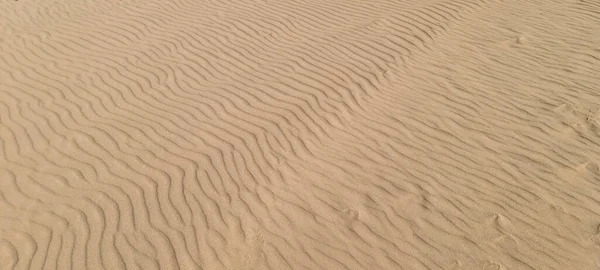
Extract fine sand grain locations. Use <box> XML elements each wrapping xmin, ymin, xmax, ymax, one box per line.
<box><xmin>2</xmin><ymin>0</ymin><xmax>600</xmax><ymax>269</ymax></box>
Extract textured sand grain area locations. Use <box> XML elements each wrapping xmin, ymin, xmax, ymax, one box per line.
<box><xmin>1</xmin><ymin>0</ymin><xmax>600</xmax><ymax>269</ymax></box>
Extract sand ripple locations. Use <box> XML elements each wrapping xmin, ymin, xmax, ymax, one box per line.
<box><xmin>1</xmin><ymin>0</ymin><xmax>600</xmax><ymax>269</ymax></box>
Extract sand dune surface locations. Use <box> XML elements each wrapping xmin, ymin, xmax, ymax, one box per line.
<box><xmin>2</xmin><ymin>0</ymin><xmax>600</xmax><ymax>269</ymax></box>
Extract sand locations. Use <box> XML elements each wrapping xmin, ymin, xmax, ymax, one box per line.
<box><xmin>1</xmin><ymin>0</ymin><xmax>600</xmax><ymax>269</ymax></box>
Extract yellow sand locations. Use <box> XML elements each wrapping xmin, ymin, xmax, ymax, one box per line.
<box><xmin>1</xmin><ymin>0</ymin><xmax>600</xmax><ymax>269</ymax></box>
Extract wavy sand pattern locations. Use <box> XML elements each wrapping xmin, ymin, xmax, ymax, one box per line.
<box><xmin>1</xmin><ymin>0</ymin><xmax>600</xmax><ymax>269</ymax></box>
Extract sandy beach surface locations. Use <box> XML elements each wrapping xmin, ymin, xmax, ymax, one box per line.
<box><xmin>1</xmin><ymin>0</ymin><xmax>600</xmax><ymax>269</ymax></box>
